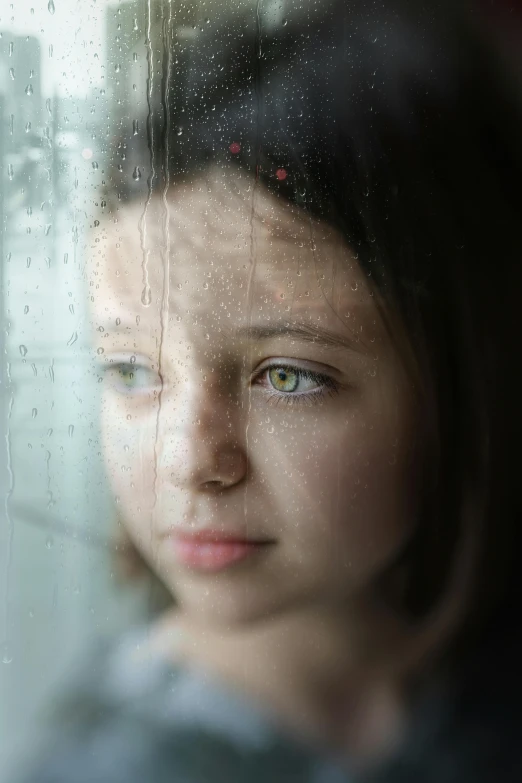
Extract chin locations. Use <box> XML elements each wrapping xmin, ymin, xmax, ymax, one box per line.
<box><xmin>172</xmin><ymin>579</ymin><xmax>287</xmax><ymax>631</ymax></box>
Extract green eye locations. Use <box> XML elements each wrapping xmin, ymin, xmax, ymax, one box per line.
<box><xmin>102</xmin><ymin>361</ymin><xmax>160</xmax><ymax>395</ymax></box>
<box><xmin>268</xmin><ymin>367</ymin><xmax>299</xmax><ymax>393</ymax></box>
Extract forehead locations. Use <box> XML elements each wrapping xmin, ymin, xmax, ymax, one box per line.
<box><xmin>89</xmin><ymin>169</ymin><xmax>377</xmax><ymax>337</ymax></box>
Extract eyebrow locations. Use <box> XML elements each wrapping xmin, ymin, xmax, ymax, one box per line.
<box><xmin>102</xmin><ymin>319</ymin><xmax>369</xmax><ymax>353</ymax></box>
<box><xmin>234</xmin><ymin>322</ymin><xmax>367</xmax><ymax>353</ymax></box>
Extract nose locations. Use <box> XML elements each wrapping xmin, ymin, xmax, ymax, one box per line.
<box><xmin>160</xmin><ymin>380</ymin><xmax>248</xmax><ymax>493</ymax></box>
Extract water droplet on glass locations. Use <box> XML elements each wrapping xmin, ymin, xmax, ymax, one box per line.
<box><xmin>24</xmin><ymin>305</ymin><xmax>29</xmax><ymax>314</ymax></box>
<box><xmin>19</xmin><ymin>345</ymin><xmax>28</xmax><ymax>357</ymax></box>
<box><xmin>114</xmin><ymin>63</ymin><xmax>121</xmax><ymax>73</ymax></box>
<box><xmin>49</xmin><ymin>365</ymin><xmax>55</xmax><ymax>382</ymax></box>
<box><xmin>9</xmin><ymin>41</ymin><xmax>14</xmax><ymax>56</ymax></box>
<box><xmin>9</xmin><ymin>67</ymin><xmax>15</xmax><ymax>80</ymax></box>
<box><xmin>48</xmin><ymin>44</ymin><xmax>53</xmax><ymax>58</ymax></box>
<box><xmin>45</xmin><ymin>223</ymin><xmax>52</xmax><ymax>236</ymax></box>
<box><xmin>133</xmin><ymin>52</ymin><xmax>138</xmax><ymax>62</ymax></box>
<box><xmin>31</xmin><ymin>363</ymin><xmax>37</xmax><ymax>376</ymax></box>
<box><xmin>132</xmin><ymin>119</ymin><xmax>139</xmax><ymax>136</ymax></box>
<box><xmin>26</xmin><ymin>257</ymin><xmax>31</xmax><ymax>268</ymax></box>
<box><xmin>97</xmin><ymin>347</ymin><xmax>104</xmax><ymax>355</ymax></box>
<box><xmin>25</xmin><ymin>121</ymin><xmax>32</xmax><ymax>133</ymax></box>
<box><xmin>25</xmin><ymin>84</ymin><xmax>33</xmax><ymax>96</ymax></box>
<box><xmin>132</xmin><ymin>166</ymin><xmax>141</xmax><ymax>181</ymax></box>
<box><xmin>45</xmin><ymin>536</ymin><xmax>54</xmax><ymax>549</ymax></box>
<box><xmin>67</xmin><ymin>332</ymin><xmax>78</xmax><ymax>346</ymax></box>
<box><xmin>92</xmin><ymin>161</ymin><xmax>98</xmax><ymax>170</ymax></box>
<box><xmin>45</xmin><ymin>256</ymin><xmax>51</xmax><ymax>268</ymax></box>
<box><xmin>8</xmin><ymin>164</ymin><xmax>14</xmax><ymax>180</ymax></box>
<box><xmin>69</xmin><ymin>304</ymin><xmax>74</xmax><ymax>315</ymax></box>
<box><xmin>68</xmin><ymin>425</ymin><xmax>74</xmax><ymax>437</ymax></box>
<box><xmin>48</xmin><ymin>0</ymin><xmax>55</xmax><ymax>12</ymax></box>
<box><xmin>1</xmin><ymin>643</ymin><xmax>13</xmax><ymax>664</ymax></box>
<box><xmin>141</xmin><ymin>285</ymin><xmax>151</xmax><ymax>306</ymax></box>
<box><xmin>46</xmin><ymin>98</ymin><xmax>52</xmax><ymax>115</ymax></box>
<box><xmin>267</xmin><ymin>425</ymin><xmax>275</xmax><ymax>434</ymax></box>
<box><xmin>32</xmin><ymin>408</ymin><xmax>37</xmax><ymax>418</ymax></box>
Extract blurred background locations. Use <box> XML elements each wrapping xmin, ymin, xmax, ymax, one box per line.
<box><xmin>0</xmin><ymin>2</ymin><xmax>190</xmax><ymax>777</ymax></box>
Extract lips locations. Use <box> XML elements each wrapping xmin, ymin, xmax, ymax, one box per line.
<box><xmin>167</xmin><ymin>530</ymin><xmax>275</xmax><ymax>573</ymax></box>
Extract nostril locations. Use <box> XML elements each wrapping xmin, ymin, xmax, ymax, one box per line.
<box><xmin>204</xmin><ymin>480</ymin><xmax>225</xmax><ymax>489</ymax></box>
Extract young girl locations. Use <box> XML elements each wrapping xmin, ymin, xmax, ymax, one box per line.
<box><xmin>16</xmin><ymin>1</ymin><xmax>522</xmax><ymax>781</ymax></box>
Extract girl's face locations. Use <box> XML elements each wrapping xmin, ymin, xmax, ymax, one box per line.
<box><xmin>91</xmin><ymin>168</ymin><xmax>419</xmax><ymax>628</ymax></box>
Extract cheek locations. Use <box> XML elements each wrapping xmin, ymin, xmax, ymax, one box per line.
<box><xmin>100</xmin><ymin>397</ymin><xmax>158</xmax><ymax>519</ymax></box>
<box><xmin>260</xmin><ymin>412</ymin><xmax>415</xmax><ymax>579</ymax></box>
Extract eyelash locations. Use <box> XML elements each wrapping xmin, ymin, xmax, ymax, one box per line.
<box><xmin>100</xmin><ymin>360</ymin><xmax>339</xmax><ymax>407</ymax></box>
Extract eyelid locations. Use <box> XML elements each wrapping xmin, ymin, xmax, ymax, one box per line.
<box><xmin>253</xmin><ymin>356</ymin><xmax>341</xmax><ymax>378</ymax></box>
<box><xmin>99</xmin><ymin>352</ymin><xmax>155</xmax><ymax>368</ymax></box>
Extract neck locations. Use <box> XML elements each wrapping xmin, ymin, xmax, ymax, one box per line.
<box><xmin>160</xmin><ymin>598</ymin><xmax>409</xmax><ymax>760</ymax></box>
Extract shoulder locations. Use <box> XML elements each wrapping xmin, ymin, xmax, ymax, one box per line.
<box><xmin>13</xmin><ymin>624</ymin><xmax>335</xmax><ymax>783</ymax></box>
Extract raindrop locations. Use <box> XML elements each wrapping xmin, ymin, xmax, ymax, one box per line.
<box><xmin>25</xmin><ymin>122</ymin><xmax>32</xmax><ymax>133</ymax></box>
<box><xmin>49</xmin><ymin>364</ymin><xmax>55</xmax><ymax>382</ymax></box>
<box><xmin>7</xmin><ymin>164</ymin><xmax>14</xmax><ymax>180</ymax></box>
<box><xmin>47</xmin><ymin>428</ymin><xmax>53</xmax><ymax>437</ymax></box>
<box><xmin>133</xmin><ymin>17</ymin><xmax>138</xmax><ymax>31</ymax></box>
<box><xmin>267</xmin><ymin>425</ymin><xmax>275</xmax><ymax>434</ymax></box>
<box><xmin>94</xmin><ymin>219</ymin><xmax>100</xmax><ymax>227</ymax></box>
<box><xmin>31</xmin><ymin>364</ymin><xmax>37</xmax><ymax>376</ymax></box>
<box><xmin>9</xmin><ymin>114</ymin><xmax>13</xmax><ymax>134</ymax></box>
<box><xmin>45</xmin><ymin>224</ymin><xmax>52</xmax><ymax>235</ymax></box>
<box><xmin>176</xmin><ymin>127</ymin><xmax>183</xmax><ymax>136</ymax></box>
<box><xmin>45</xmin><ymin>256</ymin><xmax>51</xmax><ymax>268</ymax></box>
<box><xmin>46</xmin><ymin>98</ymin><xmax>52</xmax><ymax>115</ymax></box>
<box><xmin>132</xmin><ymin>119</ymin><xmax>139</xmax><ymax>136</ymax></box>
<box><xmin>141</xmin><ymin>285</ymin><xmax>151</xmax><ymax>306</ymax></box>
<box><xmin>63</xmin><ymin>252</ymin><xmax>68</xmax><ymax>264</ymax></box>
<box><xmin>115</xmin><ymin>317</ymin><xmax>121</xmax><ymax>326</ymax></box>
<box><xmin>9</xmin><ymin>67</ymin><xmax>15</xmax><ymax>80</ymax></box>
<box><xmin>19</xmin><ymin>345</ymin><xmax>28</xmax><ymax>357</ymax></box>
<box><xmin>92</xmin><ymin>161</ymin><xmax>98</xmax><ymax>170</ymax></box>
<box><xmin>48</xmin><ymin>0</ymin><xmax>55</xmax><ymax>12</ymax></box>
<box><xmin>26</xmin><ymin>257</ymin><xmax>31</xmax><ymax>268</ymax></box>
<box><xmin>114</xmin><ymin>64</ymin><xmax>121</xmax><ymax>73</ymax></box>
<box><xmin>67</xmin><ymin>332</ymin><xmax>78</xmax><ymax>346</ymax></box>
<box><xmin>133</xmin><ymin>52</ymin><xmax>138</xmax><ymax>62</ymax></box>
<box><xmin>8</xmin><ymin>41</ymin><xmax>13</xmax><ymax>56</ymax></box>
<box><xmin>48</xmin><ymin>44</ymin><xmax>53</xmax><ymax>58</ymax></box>
<box><xmin>24</xmin><ymin>305</ymin><xmax>29</xmax><ymax>314</ymax></box>
<box><xmin>97</xmin><ymin>347</ymin><xmax>104</xmax><ymax>355</ymax></box>
<box><xmin>132</xmin><ymin>166</ymin><xmax>141</xmax><ymax>181</ymax></box>
<box><xmin>101</xmin><ymin>200</ymin><xmax>106</xmax><ymax>208</ymax></box>
<box><xmin>45</xmin><ymin>536</ymin><xmax>54</xmax><ymax>549</ymax></box>
<box><xmin>69</xmin><ymin>304</ymin><xmax>75</xmax><ymax>315</ymax></box>
<box><xmin>1</xmin><ymin>643</ymin><xmax>13</xmax><ymax>665</ymax></box>
<box><xmin>32</xmin><ymin>408</ymin><xmax>37</xmax><ymax>418</ymax></box>
<box><xmin>68</xmin><ymin>425</ymin><xmax>74</xmax><ymax>437</ymax></box>
<box><xmin>25</xmin><ymin>84</ymin><xmax>33</xmax><ymax>96</ymax></box>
